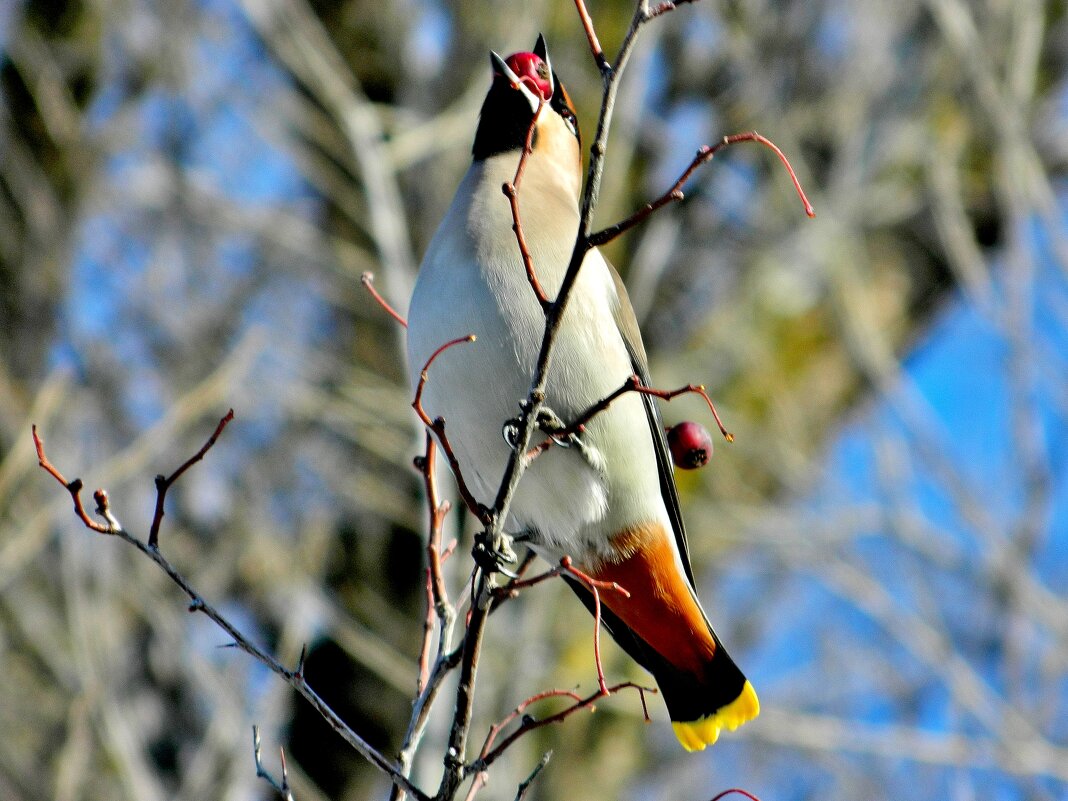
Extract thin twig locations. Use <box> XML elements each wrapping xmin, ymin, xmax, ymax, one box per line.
<box><xmin>435</xmin><ymin>569</ymin><xmax>492</xmax><ymax>800</ymax></box>
<box><xmin>589</xmin><ymin>132</ymin><xmax>815</xmax><ymax>248</ymax></box>
<box><xmin>361</xmin><ymin>271</ymin><xmax>409</xmax><ymax>328</ymax></box>
<box><xmin>34</xmin><ymin>421</ymin><xmax>431</xmax><ymax>801</ymax></box>
<box><xmin>526</xmin><ymin>374</ymin><xmax>734</xmax><ymax>464</ymax></box>
<box><xmin>253</xmin><ymin>726</ymin><xmax>296</xmax><ymax>801</ymax></box>
<box><xmin>411</xmin><ymin>334</ymin><xmax>490</xmax><ymax>525</ymax></box>
<box><xmin>474</xmin><ymin>681</ymin><xmax>652</xmax><ymax>771</ymax></box>
<box><xmin>514</xmin><ymin>751</ymin><xmax>552</xmax><ymax>801</ymax></box>
<box><xmin>393</xmin><ymin>435</ymin><xmax>462</xmax><ymax>801</ymax></box>
<box><xmin>573</xmin><ymin>0</ymin><xmax>609</xmax><ymax>73</ymax></box>
<box><xmin>707</xmin><ymin>790</ymin><xmax>763</xmax><ymax>801</ymax></box>
<box><xmin>32</xmin><ymin>426</ymin><xmax>112</xmax><ymax>534</ymax></box>
<box><xmin>503</xmin><ymin>98</ymin><xmax>551</xmax><ymax>309</ymax></box>
<box><xmin>148</xmin><ymin>409</ymin><xmax>235</xmax><ymax>547</ymax></box>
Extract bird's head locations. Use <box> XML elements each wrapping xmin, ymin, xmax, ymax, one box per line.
<box><xmin>472</xmin><ymin>35</ymin><xmax>581</xmax><ymax>172</ymax></box>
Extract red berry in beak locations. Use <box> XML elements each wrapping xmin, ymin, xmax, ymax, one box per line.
<box><xmin>504</xmin><ymin>51</ymin><xmax>552</xmax><ymax>100</ymax></box>
<box><xmin>668</xmin><ymin>422</ymin><xmax>714</xmax><ymax>470</ymax></box>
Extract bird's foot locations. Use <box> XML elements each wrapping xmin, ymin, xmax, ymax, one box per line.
<box><xmin>535</xmin><ymin>407</ymin><xmax>574</xmax><ymax>447</ymax></box>
<box><xmin>502</xmin><ymin>404</ymin><xmax>578</xmax><ymax>451</ymax></box>
<box><xmin>473</xmin><ymin>532</ymin><xmax>519</xmax><ymax>578</ymax></box>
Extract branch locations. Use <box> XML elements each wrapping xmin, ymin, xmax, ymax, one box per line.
<box><xmin>253</xmin><ymin>726</ymin><xmax>296</xmax><ymax>801</ymax></box>
<box><xmin>503</xmin><ymin>99</ymin><xmax>551</xmax><ymax>310</ymax></box>
<box><xmin>361</xmin><ymin>271</ymin><xmax>409</xmax><ymax>328</ymax></box>
<box><xmin>474</xmin><ymin>680</ymin><xmax>651</xmax><ymax>771</ymax></box>
<box><xmin>497</xmin><ymin>556</ymin><xmax>630</xmax><ymax>694</ymax></box>
<box><xmin>513</xmin><ymin>751</ymin><xmax>552</xmax><ymax>801</ymax></box>
<box><xmin>148</xmin><ymin>408</ymin><xmax>234</xmax><ymax>547</ymax></box>
<box><xmin>589</xmin><ymin>132</ymin><xmax>815</xmax><ymax>248</ymax></box>
<box><xmin>33</xmin><ymin>425</ymin><xmax>113</xmax><ymax>534</ymax></box>
<box><xmin>411</xmin><ymin>334</ymin><xmax>490</xmax><ymax>525</ymax></box>
<box><xmin>527</xmin><ymin>375</ymin><xmax>734</xmax><ymax>465</ymax></box>
<box><xmin>573</xmin><ymin>0</ymin><xmax>609</xmax><ymax>73</ymax></box>
<box><xmin>33</xmin><ymin>419</ymin><xmax>431</xmax><ymax>801</ymax></box>
<box><xmin>708</xmin><ymin>791</ymin><xmax>763</xmax><ymax>801</ymax></box>
<box><xmin>392</xmin><ymin>435</ymin><xmax>461</xmax><ymax>801</ymax></box>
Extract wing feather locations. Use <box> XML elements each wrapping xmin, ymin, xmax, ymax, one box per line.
<box><xmin>603</xmin><ymin>257</ymin><xmax>698</xmax><ymax>590</ymax></box>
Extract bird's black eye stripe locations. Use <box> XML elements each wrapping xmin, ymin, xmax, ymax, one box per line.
<box><xmin>560</xmin><ymin>106</ymin><xmax>578</xmax><ymax>136</ymax></box>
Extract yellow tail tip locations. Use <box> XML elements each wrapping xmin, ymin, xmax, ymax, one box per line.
<box><xmin>671</xmin><ymin>681</ymin><xmax>760</xmax><ymax>752</ymax></box>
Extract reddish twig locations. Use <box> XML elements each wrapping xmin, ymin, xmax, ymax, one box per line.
<box><xmin>527</xmin><ymin>374</ymin><xmax>734</xmax><ymax>464</ymax></box>
<box><xmin>361</xmin><ymin>271</ymin><xmax>408</xmax><ymax>328</ymax></box>
<box><xmin>412</xmin><ymin>335</ymin><xmax>490</xmax><ymax>525</ymax></box>
<box><xmin>474</xmin><ymin>680</ymin><xmax>652</xmax><ymax>772</ymax></box>
<box><xmin>32</xmin><ymin>426</ymin><xmax>112</xmax><ymax>534</ymax></box>
<box><xmin>708</xmin><ymin>791</ymin><xmax>763</xmax><ymax>801</ymax></box>
<box><xmin>589</xmin><ymin>131</ymin><xmax>815</xmax><ymax>248</ymax></box>
<box><xmin>494</xmin><ymin>556</ymin><xmax>630</xmax><ymax>694</ymax></box>
<box><xmin>573</xmin><ymin>0</ymin><xmax>609</xmax><ymax>73</ymax></box>
<box><xmin>412</xmin><ymin>336</ymin><xmax>476</xmax><ymax>428</ymax></box>
<box><xmin>148</xmin><ymin>409</ymin><xmax>235</xmax><ymax>548</ymax></box>
<box><xmin>502</xmin><ymin>97</ymin><xmax>551</xmax><ymax>310</ymax></box>
<box><xmin>464</xmin><ymin>689</ymin><xmax>581</xmax><ymax>801</ymax></box>
<box><xmin>561</xmin><ymin>557</ymin><xmax>623</xmax><ymax>693</ymax></box>
<box><xmin>413</xmin><ymin>434</ymin><xmax>457</xmax><ymax>694</ymax></box>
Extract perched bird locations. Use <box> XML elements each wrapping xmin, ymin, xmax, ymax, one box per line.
<box><xmin>406</xmin><ymin>36</ymin><xmax>758</xmax><ymax>751</ymax></box>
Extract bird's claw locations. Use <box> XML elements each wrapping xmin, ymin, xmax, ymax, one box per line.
<box><xmin>473</xmin><ymin>533</ymin><xmax>519</xmax><ymax>578</ymax></box>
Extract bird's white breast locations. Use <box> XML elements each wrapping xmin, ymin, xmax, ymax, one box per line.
<box><xmin>407</xmin><ymin>153</ymin><xmax>668</xmax><ymax>560</ymax></box>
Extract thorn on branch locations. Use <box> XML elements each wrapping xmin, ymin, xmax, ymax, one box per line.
<box><xmin>361</xmin><ymin>272</ymin><xmax>409</xmax><ymax>328</ymax></box>
<box><xmin>296</xmin><ymin>644</ymin><xmax>308</xmax><ymax>680</ymax></box>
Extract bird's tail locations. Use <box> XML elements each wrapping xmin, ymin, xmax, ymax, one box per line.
<box><xmin>565</xmin><ymin>578</ymin><xmax>758</xmax><ymax>750</ymax></box>
<box><xmin>564</xmin><ymin>542</ymin><xmax>759</xmax><ymax>751</ymax></box>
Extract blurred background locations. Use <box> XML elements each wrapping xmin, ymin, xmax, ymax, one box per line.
<box><xmin>1</xmin><ymin>0</ymin><xmax>1067</xmax><ymax>799</ymax></box>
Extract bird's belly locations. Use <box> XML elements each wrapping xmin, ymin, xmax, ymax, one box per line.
<box><xmin>407</xmin><ymin>256</ymin><xmax>642</xmax><ymax>557</ymax></box>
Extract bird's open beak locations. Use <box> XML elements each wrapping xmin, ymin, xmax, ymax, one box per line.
<box><xmin>490</xmin><ymin>50</ymin><xmax>544</xmax><ymax>113</ymax></box>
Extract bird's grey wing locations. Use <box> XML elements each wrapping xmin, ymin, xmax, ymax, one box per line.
<box><xmin>603</xmin><ymin>256</ymin><xmax>697</xmax><ymax>590</ymax></box>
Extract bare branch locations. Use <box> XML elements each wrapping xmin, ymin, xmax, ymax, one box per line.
<box><xmin>527</xmin><ymin>375</ymin><xmax>734</xmax><ymax>466</ymax></box>
<box><xmin>411</xmin><ymin>335</ymin><xmax>490</xmax><ymax>526</ymax></box>
<box><xmin>361</xmin><ymin>271</ymin><xmax>409</xmax><ymax>328</ymax></box>
<box><xmin>707</xmin><ymin>790</ymin><xmax>763</xmax><ymax>801</ymax></box>
<box><xmin>148</xmin><ymin>409</ymin><xmax>235</xmax><ymax>548</ymax></box>
<box><xmin>32</xmin><ymin>425</ymin><xmax>113</xmax><ymax>534</ymax></box>
<box><xmin>503</xmin><ymin>98</ymin><xmax>551</xmax><ymax>310</ymax></box>
<box><xmin>34</xmin><ymin>423</ymin><xmax>431</xmax><ymax>801</ymax></box>
<box><xmin>513</xmin><ymin>751</ymin><xmax>552</xmax><ymax>801</ymax></box>
<box><xmin>474</xmin><ymin>680</ymin><xmax>652</xmax><ymax>771</ymax></box>
<box><xmin>253</xmin><ymin>726</ymin><xmax>296</xmax><ymax>801</ymax></box>
<box><xmin>589</xmin><ymin>132</ymin><xmax>815</xmax><ymax>249</ymax></box>
<box><xmin>573</xmin><ymin>0</ymin><xmax>609</xmax><ymax>73</ymax></box>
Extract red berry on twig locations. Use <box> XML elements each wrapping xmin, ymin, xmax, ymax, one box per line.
<box><xmin>668</xmin><ymin>422</ymin><xmax>713</xmax><ymax>470</ymax></box>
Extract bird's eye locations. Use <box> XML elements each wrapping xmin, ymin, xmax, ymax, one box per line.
<box><xmin>560</xmin><ymin>107</ymin><xmax>578</xmax><ymax>137</ymax></box>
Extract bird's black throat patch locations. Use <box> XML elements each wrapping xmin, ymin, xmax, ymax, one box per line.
<box><xmin>472</xmin><ymin>80</ymin><xmax>540</xmax><ymax>160</ymax></box>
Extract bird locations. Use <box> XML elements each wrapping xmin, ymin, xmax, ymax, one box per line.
<box><xmin>405</xmin><ymin>35</ymin><xmax>758</xmax><ymax>751</ymax></box>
